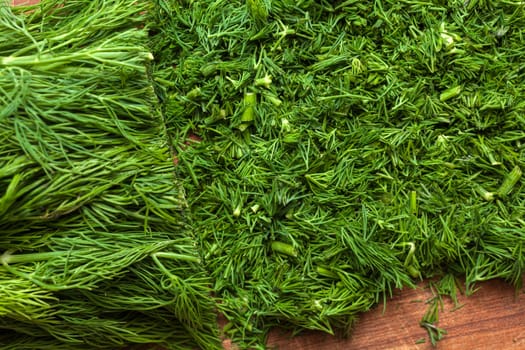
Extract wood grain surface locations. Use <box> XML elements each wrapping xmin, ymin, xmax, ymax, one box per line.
<box><xmin>12</xmin><ymin>0</ymin><xmax>39</xmax><ymax>5</ymax></box>
<box><xmin>262</xmin><ymin>279</ymin><xmax>525</xmax><ymax>350</ymax></box>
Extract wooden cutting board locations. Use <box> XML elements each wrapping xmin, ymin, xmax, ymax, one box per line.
<box><xmin>12</xmin><ymin>0</ymin><xmax>40</xmax><ymax>5</ymax></box>
<box><xmin>262</xmin><ymin>279</ymin><xmax>525</xmax><ymax>350</ymax></box>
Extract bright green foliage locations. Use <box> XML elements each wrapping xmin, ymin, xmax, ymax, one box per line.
<box><xmin>0</xmin><ymin>1</ymin><xmax>219</xmax><ymax>349</ymax></box>
<box><xmin>150</xmin><ymin>0</ymin><xmax>525</xmax><ymax>347</ymax></box>
<box><xmin>3</xmin><ymin>0</ymin><xmax>525</xmax><ymax>348</ymax></box>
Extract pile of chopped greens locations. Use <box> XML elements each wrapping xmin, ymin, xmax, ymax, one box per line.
<box><xmin>2</xmin><ymin>0</ymin><xmax>525</xmax><ymax>349</ymax></box>
<box><xmin>1</xmin><ymin>1</ymin><xmax>218</xmax><ymax>349</ymax></box>
<box><xmin>149</xmin><ymin>0</ymin><xmax>525</xmax><ymax>347</ymax></box>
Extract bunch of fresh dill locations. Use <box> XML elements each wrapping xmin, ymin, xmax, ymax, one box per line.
<box><xmin>150</xmin><ymin>0</ymin><xmax>525</xmax><ymax>347</ymax></box>
<box><xmin>0</xmin><ymin>1</ymin><xmax>219</xmax><ymax>349</ymax></box>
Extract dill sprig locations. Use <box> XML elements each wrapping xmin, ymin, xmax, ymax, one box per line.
<box><xmin>150</xmin><ymin>0</ymin><xmax>525</xmax><ymax>347</ymax></box>
<box><xmin>1</xmin><ymin>1</ymin><xmax>219</xmax><ymax>349</ymax></box>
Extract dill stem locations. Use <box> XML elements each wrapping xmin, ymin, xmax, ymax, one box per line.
<box><xmin>151</xmin><ymin>252</ymin><xmax>201</xmax><ymax>264</ymax></box>
<box><xmin>271</xmin><ymin>241</ymin><xmax>297</xmax><ymax>257</ymax></box>
<box><xmin>498</xmin><ymin>165</ymin><xmax>522</xmax><ymax>196</ymax></box>
<box><xmin>1</xmin><ymin>251</ymin><xmax>72</xmax><ymax>265</ymax></box>
<box><xmin>241</xmin><ymin>92</ymin><xmax>256</xmax><ymax>123</ymax></box>
<box><xmin>317</xmin><ymin>266</ymin><xmax>339</xmax><ymax>279</ymax></box>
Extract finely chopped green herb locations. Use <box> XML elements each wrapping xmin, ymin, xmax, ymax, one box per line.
<box><xmin>149</xmin><ymin>0</ymin><xmax>525</xmax><ymax>347</ymax></box>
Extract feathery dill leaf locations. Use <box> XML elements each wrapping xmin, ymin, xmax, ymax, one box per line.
<box><xmin>1</xmin><ymin>1</ymin><xmax>220</xmax><ymax>349</ymax></box>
